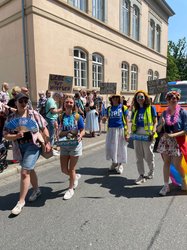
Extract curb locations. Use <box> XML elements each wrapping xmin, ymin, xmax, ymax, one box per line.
<box><xmin>0</xmin><ymin>139</ymin><xmax>105</xmax><ymax>180</ymax></box>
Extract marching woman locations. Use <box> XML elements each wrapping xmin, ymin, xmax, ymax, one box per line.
<box><xmin>131</xmin><ymin>90</ymin><xmax>157</xmax><ymax>184</ymax></box>
<box><xmin>157</xmin><ymin>91</ymin><xmax>187</xmax><ymax>196</ymax></box>
<box><xmin>59</xmin><ymin>95</ymin><xmax>85</xmax><ymax>200</ymax></box>
<box><xmin>102</xmin><ymin>94</ymin><xmax>129</xmax><ymax>174</ymax></box>
<box><xmin>3</xmin><ymin>93</ymin><xmax>51</xmax><ymax>215</ymax></box>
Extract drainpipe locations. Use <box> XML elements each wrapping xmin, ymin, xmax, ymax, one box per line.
<box><xmin>21</xmin><ymin>0</ymin><xmax>29</xmax><ymax>89</ymax></box>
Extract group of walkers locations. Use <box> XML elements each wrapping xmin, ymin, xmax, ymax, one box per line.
<box><xmin>0</xmin><ymin>81</ymin><xmax>187</xmax><ymax>216</ymax></box>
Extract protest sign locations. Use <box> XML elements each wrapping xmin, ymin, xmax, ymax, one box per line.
<box><xmin>100</xmin><ymin>82</ymin><xmax>117</xmax><ymax>95</ymax></box>
<box><xmin>147</xmin><ymin>78</ymin><xmax>168</xmax><ymax>95</ymax></box>
<box><xmin>48</xmin><ymin>74</ymin><xmax>73</xmax><ymax>93</ymax></box>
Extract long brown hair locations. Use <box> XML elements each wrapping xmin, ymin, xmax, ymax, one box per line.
<box><xmin>133</xmin><ymin>91</ymin><xmax>151</xmax><ymax>110</ymax></box>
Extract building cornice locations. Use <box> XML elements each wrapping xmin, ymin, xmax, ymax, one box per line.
<box><xmin>144</xmin><ymin>0</ymin><xmax>175</xmax><ymax>17</ymax></box>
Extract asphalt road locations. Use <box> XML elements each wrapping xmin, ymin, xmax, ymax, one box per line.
<box><xmin>0</xmin><ymin>144</ymin><xmax>187</xmax><ymax>250</ymax></box>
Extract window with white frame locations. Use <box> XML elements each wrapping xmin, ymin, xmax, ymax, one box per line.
<box><xmin>156</xmin><ymin>24</ymin><xmax>161</xmax><ymax>52</ymax></box>
<box><xmin>92</xmin><ymin>0</ymin><xmax>105</xmax><ymax>21</ymax></box>
<box><xmin>68</xmin><ymin>0</ymin><xmax>87</xmax><ymax>11</ymax></box>
<box><xmin>148</xmin><ymin>19</ymin><xmax>155</xmax><ymax>49</ymax></box>
<box><xmin>132</xmin><ymin>5</ymin><xmax>140</xmax><ymax>41</ymax></box>
<box><xmin>121</xmin><ymin>0</ymin><xmax>130</xmax><ymax>35</ymax></box>
<box><xmin>148</xmin><ymin>69</ymin><xmax>153</xmax><ymax>81</ymax></box>
<box><xmin>121</xmin><ymin>62</ymin><xmax>129</xmax><ymax>91</ymax></box>
<box><xmin>92</xmin><ymin>53</ymin><xmax>104</xmax><ymax>88</ymax></box>
<box><xmin>154</xmin><ymin>71</ymin><xmax>159</xmax><ymax>80</ymax></box>
<box><xmin>131</xmin><ymin>64</ymin><xmax>138</xmax><ymax>91</ymax></box>
<box><xmin>74</xmin><ymin>48</ymin><xmax>87</xmax><ymax>87</ymax></box>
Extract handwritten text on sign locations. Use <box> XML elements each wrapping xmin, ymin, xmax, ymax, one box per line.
<box><xmin>100</xmin><ymin>82</ymin><xmax>117</xmax><ymax>95</ymax></box>
<box><xmin>48</xmin><ymin>74</ymin><xmax>73</xmax><ymax>93</ymax></box>
<box><xmin>147</xmin><ymin>78</ymin><xmax>168</xmax><ymax>95</ymax></box>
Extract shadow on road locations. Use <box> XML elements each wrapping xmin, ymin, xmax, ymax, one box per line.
<box><xmin>0</xmin><ymin>186</ymin><xmax>68</xmax><ymax>213</ymax></box>
<box><xmin>83</xmin><ymin>167</ymin><xmax>187</xmax><ymax>198</ymax></box>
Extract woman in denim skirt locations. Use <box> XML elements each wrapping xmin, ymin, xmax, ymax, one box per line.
<box><xmin>3</xmin><ymin>93</ymin><xmax>51</xmax><ymax>215</ymax></box>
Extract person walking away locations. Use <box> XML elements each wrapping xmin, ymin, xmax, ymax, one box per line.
<box><xmin>45</xmin><ymin>92</ymin><xmax>63</xmax><ymax>156</ymax></box>
<box><xmin>36</xmin><ymin>90</ymin><xmax>47</xmax><ymax>118</ymax></box>
<box><xmin>131</xmin><ymin>90</ymin><xmax>157</xmax><ymax>184</ymax></box>
<box><xmin>0</xmin><ymin>82</ymin><xmax>10</xmax><ymax>104</ymax></box>
<box><xmin>85</xmin><ymin>100</ymin><xmax>99</xmax><ymax>137</ymax></box>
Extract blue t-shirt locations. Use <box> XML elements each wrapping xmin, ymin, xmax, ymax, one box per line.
<box><xmin>107</xmin><ymin>104</ymin><xmax>128</xmax><ymax>128</ymax></box>
<box><xmin>132</xmin><ymin>106</ymin><xmax>157</xmax><ymax>127</ymax></box>
<box><xmin>61</xmin><ymin>113</ymin><xmax>84</xmax><ymax>131</ymax></box>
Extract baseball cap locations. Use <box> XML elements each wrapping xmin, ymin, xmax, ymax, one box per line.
<box><xmin>15</xmin><ymin>93</ymin><xmax>29</xmax><ymax>101</ymax></box>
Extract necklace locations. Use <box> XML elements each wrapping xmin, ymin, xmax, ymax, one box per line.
<box><xmin>165</xmin><ymin>104</ymin><xmax>180</xmax><ymax>126</ymax></box>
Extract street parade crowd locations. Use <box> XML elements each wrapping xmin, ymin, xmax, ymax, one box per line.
<box><xmin>0</xmin><ymin>82</ymin><xmax>187</xmax><ymax>215</ymax></box>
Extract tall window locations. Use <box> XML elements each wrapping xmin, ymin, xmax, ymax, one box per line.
<box><xmin>132</xmin><ymin>5</ymin><xmax>140</xmax><ymax>41</ymax></box>
<box><xmin>154</xmin><ymin>71</ymin><xmax>159</xmax><ymax>80</ymax></box>
<box><xmin>131</xmin><ymin>64</ymin><xmax>138</xmax><ymax>91</ymax></box>
<box><xmin>121</xmin><ymin>0</ymin><xmax>130</xmax><ymax>35</ymax></box>
<box><xmin>148</xmin><ymin>69</ymin><xmax>153</xmax><ymax>81</ymax></box>
<box><xmin>68</xmin><ymin>0</ymin><xmax>87</xmax><ymax>11</ymax></box>
<box><xmin>92</xmin><ymin>0</ymin><xmax>105</xmax><ymax>21</ymax></box>
<box><xmin>156</xmin><ymin>24</ymin><xmax>161</xmax><ymax>52</ymax></box>
<box><xmin>121</xmin><ymin>62</ymin><xmax>129</xmax><ymax>91</ymax></box>
<box><xmin>149</xmin><ymin>19</ymin><xmax>155</xmax><ymax>49</ymax></box>
<box><xmin>74</xmin><ymin>48</ymin><xmax>87</xmax><ymax>87</ymax></box>
<box><xmin>92</xmin><ymin>53</ymin><xmax>104</xmax><ymax>88</ymax></box>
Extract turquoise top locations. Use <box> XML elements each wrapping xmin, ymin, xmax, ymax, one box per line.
<box><xmin>45</xmin><ymin>97</ymin><xmax>58</xmax><ymax>120</ymax></box>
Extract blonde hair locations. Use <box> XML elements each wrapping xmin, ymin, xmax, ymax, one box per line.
<box><xmin>2</xmin><ymin>82</ymin><xmax>9</xmax><ymax>92</ymax></box>
<box><xmin>12</xmin><ymin>86</ymin><xmax>21</xmax><ymax>94</ymax></box>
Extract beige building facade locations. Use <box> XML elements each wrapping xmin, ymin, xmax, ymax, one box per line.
<box><xmin>0</xmin><ymin>0</ymin><xmax>174</xmax><ymax>104</ymax></box>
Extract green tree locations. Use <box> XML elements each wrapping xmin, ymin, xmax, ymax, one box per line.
<box><xmin>167</xmin><ymin>38</ymin><xmax>187</xmax><ymax>81</ymax></box>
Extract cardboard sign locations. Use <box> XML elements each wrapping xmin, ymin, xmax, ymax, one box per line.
<box><xmin>147</xmin><ymin>78</ymin><xmax>168</xmax><ymax>95</ymax></box>
<box><xmin>100</xmin><ymin>82</ymin><xmax>117</xmax><ymax>95</ymax></box>
<box><xmin>48</xmin><ymin>74</ymin><xmax>73</xmax><ymax>93</ymax></box>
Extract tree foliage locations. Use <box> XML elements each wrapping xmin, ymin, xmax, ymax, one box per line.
<box><xmin>167</xmin><ymin>37</ymin><xmax>187</xmax><ymax>81</ymax></box>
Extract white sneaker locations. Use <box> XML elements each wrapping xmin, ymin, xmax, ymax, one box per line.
<box><xmin>29</xmin><ymin>188</ymin><xmax>41</xmax><ymax>202</ymax></box>
<box><xmin>73</xmin><ymin>174</ymin><xmax>81</xmax><ymax>189</ymax></box>
<box><xmin>11</xmin><ymin>201</ymin><xmax>25</xmax><ymax>215</ymax></box>
<box><xmin>64</xmin><ymin>189</ymin><xmax>74</xmax><ymax>200</ymax></box>
<box><xmin>116</xmin><ymin>164</ymin><xmax>123</xmax><ymax>174</ymax></box>
<box><xmin>53</xmin><ymin>149</ymin><xmax>60</xmax><ymax>156</ymax></box>
<box><xmin>159</xmin><ymin>185</ymin><xmax>170</xmax><ymax>196</ymax></box>
<box><xmin>135</xmin><ymin>175</ymin><xmax>146</xmax><ymax>185</ymax></box>
<box><xmin>147</xmin><ymin>170</ymin><xmax>154</xmax><ymax>179</ymax></box>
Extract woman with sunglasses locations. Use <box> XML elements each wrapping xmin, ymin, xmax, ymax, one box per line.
<box><xmin>102</xmin><ymin>94</ymin><xmax>129</xmax><ymax>174</ymax></box>
<box><xmin>3</xmin><ymin>93</ymin><xmax>51</xmax><ymax>215</ymax></box>
<box><xmin>157</xmin><ymin>91</ymin><xmax>187</xmax><ymax>196</ymax></box>
<box><xmin>131</xmin><ymin>90</ymin><xmax>157</xmax><ymax>184</ymax></box>
<box><xmin>59</xmin><ymin>95</ymin><xmax>85</xmax><ymax>200</ymax></box>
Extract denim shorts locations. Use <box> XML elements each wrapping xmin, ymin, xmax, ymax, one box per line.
<box><xmin>19</xmin><ymin>143</ymin><xmax>41</xmax><ymax>170</ymax></box>
<box><xmin>60</xmin><ymin>141</ymin><xmax>82</xmax><ymax>156</ymax></box>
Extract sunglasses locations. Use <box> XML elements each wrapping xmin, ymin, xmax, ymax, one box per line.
<box><xmin>167</xmin><ymin>96</ymin><xmax>177</xmax><ymax>100</ymax></box>
<box><xmin>136</xmin><ymin>95</ymin><xmax>145</xmax><ymax>100</ymax></box>
<box><xmin>18</xmin><ymin>99</ymin><xmax>28</xmax><ymax>104</ymax></box>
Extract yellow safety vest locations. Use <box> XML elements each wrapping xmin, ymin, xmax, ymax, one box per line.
<box><xmin>132</xmin><ymin>106</ymin><xmax>158</xmax><ymax>138</ymax></box>
<box><xmin>107</xmin><ymin>105</ymin><xmax>128</xmax><ymax>135</ymax></box>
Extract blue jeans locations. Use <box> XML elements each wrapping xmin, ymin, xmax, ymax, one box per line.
<box><xmin>19</xmin><ymin>143</ymin><xmax>41</xmax><ymax>170</ymax></box>
<box><xmin>45</xmin><ymin>118</ymin><xmax>56</xmax><ymax>146</ymax></box>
